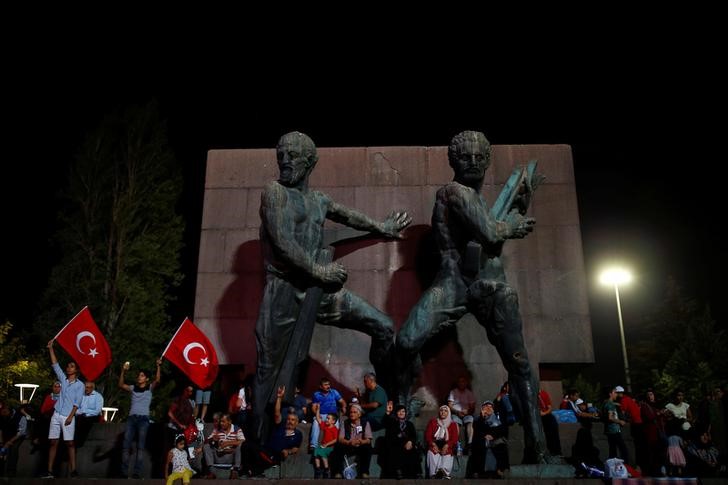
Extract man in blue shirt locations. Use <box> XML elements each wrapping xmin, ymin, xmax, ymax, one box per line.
<box><xmin>75</xmin><ymin>381</ymin><xmax>104</xmax><ymax>448</ymax></box>
<box><xmin>44</xmin><ymin>339</ymin><xmax>85</xmax><ymax>478</ymax></box>
<box><xmin>310</xmin><ymin>378</ymin><xmax>346</xmax><ymax>449</ymax></box>
<box><xmin>244</xmin><ymin>386</ymin><xmax>302</xmax><ymax>477</ymax></box>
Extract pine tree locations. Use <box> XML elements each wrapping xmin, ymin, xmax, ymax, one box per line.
<box><xmin>35</xmin><ymin>101</ymin><xmax>184</xmax><ymax>411</ymax></box>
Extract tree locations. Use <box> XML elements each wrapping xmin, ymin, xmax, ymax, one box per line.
<box><xmin>0</xmin><ymin>321</ymin><xmax>52</xmax><ymax>406</ymax></box>
<box><xmin>35</xmin><ymin>101</ymin><xmax>184</xmax><ymax>411</ymax></box>
<box><xmin>630</xmin><ymin>279</ymin><xmax>728</xmax><ymax>402</ymax></box>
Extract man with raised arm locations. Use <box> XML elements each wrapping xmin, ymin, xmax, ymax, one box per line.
<box><xmin>43</xmin><ymin>340</ymin><xmax>85</xmax><ymax>478</ymax></box>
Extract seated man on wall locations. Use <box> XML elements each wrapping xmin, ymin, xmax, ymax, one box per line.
<box><xmin>74</xmin><ymin>381</ymin><xmax>103</xmax><ymax>448</ymax></box>
<box><xmin>447</xmin><ymin>375</ymin><xmax>476</xmax><ymax>452</ymax></box>
<box><xmin>310</xmin><ymin>377</ymin><xmax>346</xmax><ymax>451</ymax></box>
<box><xmin>357</xmin><ymin>372</ymin><xmax>387</xmax><ymax>432</ymax></box>
<box><xmin>202</xmin><ymin>413</ymin><xmax>245</xmax><ymax>479</ymax></box>
<box><xmin>244</xmin><ymin>386</ymin><xmax>303</xmax><ymax>477</ymax></box>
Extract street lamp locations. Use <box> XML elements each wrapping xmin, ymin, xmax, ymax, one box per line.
<box><xmin>600</xmin><ymin>267</ymin><xmax>633</xmax><ymax>393</ymax></box>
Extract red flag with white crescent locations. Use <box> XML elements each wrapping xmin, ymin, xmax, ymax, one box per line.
<box><xmin>54</xmin><ymin>307</ymin><xmax>112</xmax><ymax>381</ymax></box>
<box><xmin>162</xmin><ymin>318</ymin><xmax>219</xmax><ymax>389</ymax></box>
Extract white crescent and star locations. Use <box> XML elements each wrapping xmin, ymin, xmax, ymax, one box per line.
<box><xmin>75</xmin><ymin>331</ymin><xmax>99</xmax><ymax>358</ymax></box>
<box><xmin>182</xmin><ymin>342</ymin><xmax>210</xmax><ymax>367</ymax></box>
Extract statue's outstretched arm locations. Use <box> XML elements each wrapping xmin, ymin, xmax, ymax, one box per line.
<box><xmin>327</xmin><ymin>200</ymin><xmax>411</xmax><ymax>239</ymax></box>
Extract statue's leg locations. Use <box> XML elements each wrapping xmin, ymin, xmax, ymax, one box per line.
<box><xmin>317</xmin><ymin>289</ymin><xmax>396</xmax><ymax>392</ymax></box>
<box><xmin>395</xmin><ymin>279</ymin><xmax>467</xmax><ymax>405</ymax></box>
<box><xmin>253</xmin><ymin>276</ymin><xmax>300</xmax><ymax>440</ymax></box>
<box><xmin>467</xmin><ymin>280</ymin><xmax>549</xmax><ymax>463</ymax></box>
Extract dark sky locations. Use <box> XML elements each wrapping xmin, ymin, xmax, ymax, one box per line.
<box><xmin>2</xmin><ymin>34</ymin><xmax>724</xmax><ymax>384</ymax></box>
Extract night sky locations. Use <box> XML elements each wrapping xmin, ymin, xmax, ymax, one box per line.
<box><xmin>2</xmin><ymin>34</ymin><xmax>724</xmax><ymax>385</ymax></box>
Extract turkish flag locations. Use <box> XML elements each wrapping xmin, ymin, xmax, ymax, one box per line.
<box><xmin>162</xmin><ymin>318</ymin><xmax>219</xmax><ymax>389</ymax></box>
<box><xmin>54</xmin><ymin>307</ymin><xmax>112</xmax><ymax>381</ymax></box>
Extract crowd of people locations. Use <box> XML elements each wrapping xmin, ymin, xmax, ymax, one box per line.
<box><xmin>565</xmin><ymin>385</ymin><xmax>727</xmax><ymax>478</ymax></box>
<box><xmin>2</xmin><ymin>341</ymin><xmax>727</xmax><ymax>481</ymax></box>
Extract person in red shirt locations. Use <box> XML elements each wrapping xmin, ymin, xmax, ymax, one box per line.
<box><xmin>311</xmin><ymin>402</ymin><xmax>338</xmax><ymax>478</ymax></box>
<box><xmin>538</xmin><ymin>389</ymin><xmax>561</xmax><ymax>455</ymax></box>
<box><xmin>615</xmin><ymin>386</ymin><xmax>642</xmax><ymax>468</ymax></box>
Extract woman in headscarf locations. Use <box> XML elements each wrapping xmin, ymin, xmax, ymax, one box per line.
<box><xmin>382</xmin><ymin>401</ymin><xmax>421</xmax><ymax>478</ymax></box>
<box><xmin>425</xmin><ymin>404</ymin><xmax>459</xmax><ymax>478</ymax></box>
<box><xmin>467</xmin><ymin>400</ymin><xmax>508</xmax><ymax>478</ymax></box>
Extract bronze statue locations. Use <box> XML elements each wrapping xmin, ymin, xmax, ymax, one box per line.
<box><xmin>395</xmin><ymin>130</ymin><xmax>551</xmax><ymax>463</ymax></box>
<box><xmin>253</xmin><ymin>131</ymin><xmax>411</xmax><ymax>439</ymax></box>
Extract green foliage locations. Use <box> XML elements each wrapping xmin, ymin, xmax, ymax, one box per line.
<box><xmin>562</xmin><ymin>372</ymin><xmax>602</xmax><ymax>405</ymax></box>
<box><xmin>630</xmin><ymin>279</ymin><xmax>728</xmax><ymax>403</ymax></box>
<box><xmin>35</xmin><ymin>101</ymin><xmax>184</xmax><ymax>408</ymax></box>
<box><xmin>0</xmin><ymin>321</ymin><xmax>53</xmax><ymax>407</ymax></box>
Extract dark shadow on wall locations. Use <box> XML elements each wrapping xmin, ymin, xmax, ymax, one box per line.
<box><xmin>212</xmin><ymin>226</ymin><xmax>468</xmax><ymax>404</ymax></box>
<box><xmin>215</xmin><ymin>239</ymin><xmax>265</xmax><ymax>370</ymax></box>
<box><xmin>386</xmin><ymin>224</ymin><xmax>469</xmax><ymax>404</ymax></box>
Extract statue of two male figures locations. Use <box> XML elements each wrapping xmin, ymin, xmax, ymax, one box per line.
<box><xmin>254</xmin><ymin>130</ymin><xmax>553</xmax><ymax>463</ymax></box>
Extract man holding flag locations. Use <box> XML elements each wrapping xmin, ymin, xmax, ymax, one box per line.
<box><xmin>42</xmin><ymin>306</ymin><xmax>112</xmax><ymax>478</ymax></box>
<box><xmin>42</xmin><ymin>339</ymin><xmax>85</xmax><ymax>479</ymax></box>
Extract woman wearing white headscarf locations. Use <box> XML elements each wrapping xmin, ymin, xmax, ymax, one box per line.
<box><xmin>425</xmin><ymin>405</ymin><xmax>459</xmax><ymax>478</ymax></box>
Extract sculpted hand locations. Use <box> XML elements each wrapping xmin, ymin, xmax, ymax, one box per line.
<box><xmin>313</xmin><ymin>262</ymin><xmax>347</xmax><ymax>285</ymax></box>
<box><xmin>381</xmin><ymin>211</ymin><xmax>412</xmax><ymax>238</ymax></box>
<box><xmin>505</xmin><ymin>211</ymin><xmax>535</xmax><ymax>239</ymax></box>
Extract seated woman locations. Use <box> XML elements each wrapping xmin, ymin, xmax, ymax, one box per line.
<box><xmin>686</xmin><ymin>427</ymin><xmax>720</xmax><ymax>477</ymax></box>
<box><xmin>329</xmin><ymin>404</ymin><xmax>373</xmax><ymax>478</ymax></box>
<box><xmin>425</xmin><ymin>405</ymin><xmax>459</xmax><ymax>479</ymax></box>
<box><xmin>381</xmin><ymin>402</ymin><xmax>421</xmax><ymax>479</ymax></box>
<box><xmin>467</xmin><ymin>401</ymin><xmax>508</xmax><ymax>479</ymax></box>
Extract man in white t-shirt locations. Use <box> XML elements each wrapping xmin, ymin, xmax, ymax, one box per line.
<box><xmin>447</xmin><ymin>376</ymin><xmax>475</xmax><ymax>450</ymax></box>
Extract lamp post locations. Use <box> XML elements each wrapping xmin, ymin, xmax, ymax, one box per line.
<box><xmin>600</xmin><ymin>268</ymin><xmax>633</xmax><ymax>393</ymax></box>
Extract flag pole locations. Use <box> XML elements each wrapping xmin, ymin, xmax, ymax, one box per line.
<box><xmin>53</xmin><ymin>306</ymin><xmax>89</xmax><ymax>340</ymax></box>
<box><xmin>161</xmin><ymin>318</ymin><xmax>188</xmax><ymax>358</ymax></box>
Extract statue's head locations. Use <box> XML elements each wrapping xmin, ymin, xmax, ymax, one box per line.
<box><xmin>448</xmin><ymin>131</ymin><xmax>491</xmax><ymax>186</ymax></box>
<box><xmin>276</xmin><ymin>131</ymin><xmax>319</xmax><ymax>187</ymax></box>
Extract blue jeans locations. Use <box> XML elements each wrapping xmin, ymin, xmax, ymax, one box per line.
<box><xmin>121</xmin><ymin>415</ymin><xmax>150</xmax><ymax>476</ymax></box>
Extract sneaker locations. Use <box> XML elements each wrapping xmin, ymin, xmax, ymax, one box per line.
<box><xmin>314</xmin><ymin>468</ymin><xmax>322</xmax><ymax>479</ymax></box>
<box><xmin>41</xmin><ymin>471</ymin><xmax>54</xmax><ymax>479</ymax></box>
<box><xmin>69</xmin><ymin>470</ymin><xmax>79</xmax><ymax>478</ymax></box>
<box><xmin>132</xmin><ymin>474</ymin><xmax>141</xmax><ymax>479</ymax></box>
<box><xmin>230</xmin><ymin>470</ymin><xmax>239</xmax><ymax>479</ymax></box>
<box><xmin>361</xmin><ymin>473</ymin><xmax>370</xmax><ymax>478</ymax></box>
